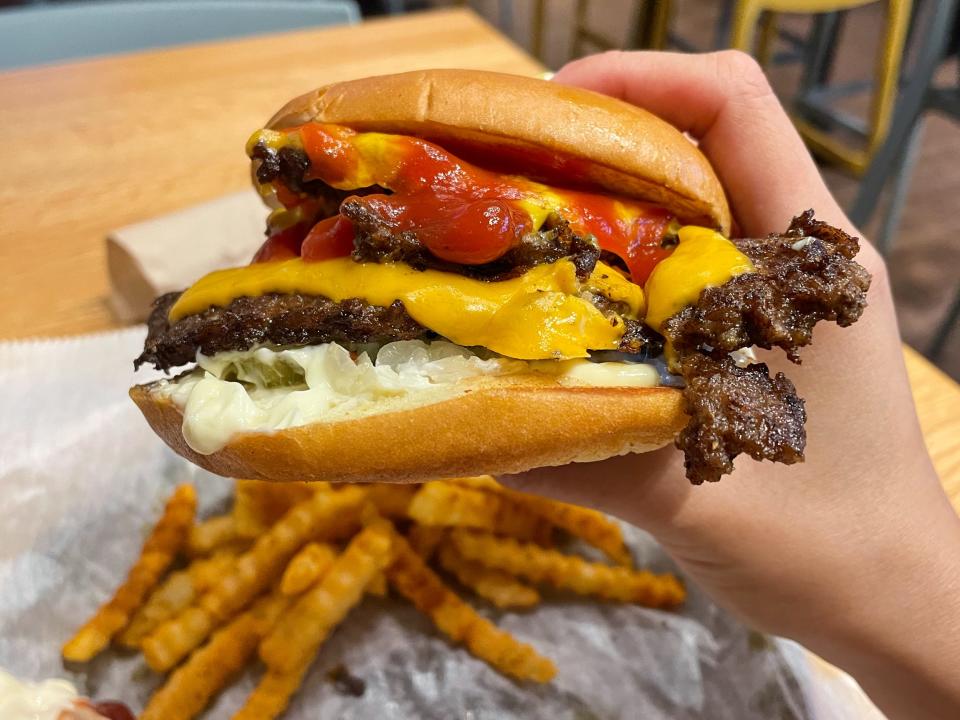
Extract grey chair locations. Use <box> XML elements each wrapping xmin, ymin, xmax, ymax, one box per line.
<box><xmin>0</xmin><ymin>0</ymin><xmax>359</xmax><ymax>70</ymax></box>
<box><xmin>849</xmin><ymin>0</ymin><xmax>960</xmax><ymax>362</ymax></box>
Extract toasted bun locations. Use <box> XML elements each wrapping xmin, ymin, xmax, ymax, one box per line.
<box><xmin>130</xmin><ymin>375</ymin><xmax>686</xmax><ymax>484</ymax></box>
<box><xmin>265</xmin><ymin>69</ymin><xmax>731</xmax><ymax>233</ymax></box>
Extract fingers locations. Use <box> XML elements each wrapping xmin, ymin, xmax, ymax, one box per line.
<box><xmin>554</xmin><ymin>50</ymin><xmax>853</xmax><ymax>237</ymax></box>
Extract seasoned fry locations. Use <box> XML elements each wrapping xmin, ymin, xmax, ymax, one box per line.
<box><xmin>260</xmin><ymin>520</ymin><xmax>394</xmax><ymax>673</ymax></box>
<box><xmin>63</xmin><ymin>484</ymin><xmax>196</xmax><ymax>662</ymax></box>
<box><xmin>452</xmin><ymin>477</ymin><xmax>631</xmax><ymax>565</ymax></box>
<box><xmin>280</xmin><ymin>543</ymin><xmax>336</xmax><ymax>596</ymax></box>
<box><xmin>233</xmin><ymin>480</ymin><xmax>319</xmax><ymax>538</ymax></box>
<box><xmin>143</xmin><ymin>486</ymin><xmax>368</xmax><ymax>672</ymax></box>
<box><xmin>437</xmin><ymin>544</ymin><xmax>540</xmax><ymax>609</ymax></box>
<box><xmin>406</xmin><ymin>524</ymin><xmax>445</xmax><ymax>560</ymax></box>
<box><xmin>141</xmin><ymin>592</ymin><xmax>289</xmax><ymax>720</ymax></box>
<box><xmin>449</xmin><ymin>530</ymin><xmax>685</xmax><ymax>607</ymax></box>
<box><xmin>187</xmin><ymin>515</ymin><xmax>239</xmax><ymax>556</ymax></box>
<box><xmin>386</xmin><ymin>529</ymin><xmax>556</xmax><ymax>682</ymax></box>
<box><xmin>408</xmin><ymin>481</ymin><xmax>552</xmax><ymax>543</ymax></box>
<box><xmin>232</xmin><ymin>667</ymin><xmax>309</xmax><ymax>720</ymax></box>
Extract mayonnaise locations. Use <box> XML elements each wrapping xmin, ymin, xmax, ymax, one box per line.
<box><xmin>0</xmin><ymin>669</ymin><xmax>78</xmax><ymax>720</ymax></box>
<box><xmin>157</xmin><ymin>340</ymin><xmax>661</xmax><ymax>455</ymax></box>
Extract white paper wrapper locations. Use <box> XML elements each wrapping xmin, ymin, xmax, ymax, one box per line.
<box><xmin>0</xmin><ymin>330</ymin><xmax>884</xmax><ymax>719</ymax></box>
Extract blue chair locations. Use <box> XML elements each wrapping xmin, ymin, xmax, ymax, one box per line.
<box><xmin>0</xmin><ymin>0</ymin><xmax>359</xmax><ymax>70</ymax></box>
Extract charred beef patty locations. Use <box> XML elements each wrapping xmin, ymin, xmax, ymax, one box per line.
<box><xmin>670</xmin><ymin>211</ymin><xmax>870</xmax><ymax>483</ymax></box>
<box><xmin>136</xmin><ymin>291</ymin><xmax>659</xmax><ymax>372</ymax></box>
<box><xmin>677</xmin><ymin>355</ymin><xmax>806</xmax><ymax>484</ymax></box>
<box><xmin>664</xmin><ymin>210</ymin><xmax>870</xmax><ymax>364</ymax></box>
<box><xmin>135</xmin><ymin>292</ymin><xmax>432</xmax><ymax>372</ymax></box>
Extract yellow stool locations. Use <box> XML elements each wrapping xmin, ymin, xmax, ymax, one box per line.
<box><xmin>730</xmin><ymin>0</ymin><xmax>913</xmax><ymax>174</ymax></box>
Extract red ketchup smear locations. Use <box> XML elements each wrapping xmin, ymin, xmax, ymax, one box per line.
<box><xmin>91</xmin><ymin>701</ymin><xmax>135</xmax><ymax>720</ymax></box>
<box><xmin>272</xmin><ymin>123</ymin><xmax>675</xmax><ymax>282</ymax></box>
<box><xmin>252</xmin><ymin>222</ymin><xmax>310</xmax><ymax>263</ymax></box>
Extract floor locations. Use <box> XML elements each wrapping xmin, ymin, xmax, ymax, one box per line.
<box><xmin>435</xmin><ymin>0</ymin><xmax>960</xmax><ymax>380</ymax></box>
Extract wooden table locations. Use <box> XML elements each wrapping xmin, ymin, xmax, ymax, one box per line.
<box><xmin>1</xmin><ymin>8</ymin><xmax>958</xmax><ymax>510</ymax></box>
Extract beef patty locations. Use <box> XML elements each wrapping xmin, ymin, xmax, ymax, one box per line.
<box><xmin>671</xmin><ymin>211</ymin><xmax>870</xmax><ymax>483</ymax></box>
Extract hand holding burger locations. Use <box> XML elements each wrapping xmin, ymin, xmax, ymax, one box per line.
<box><xmin>503</xmin><ymin>50</ymin><xmax>960</xmax><ymax>720</ymax></box>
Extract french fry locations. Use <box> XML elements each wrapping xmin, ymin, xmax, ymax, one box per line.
<box><xmin>407</xmin><ymin>481</ymin><xmax>552</xmax><ymax>544</ymax></box>
<box><xmin>366</xmin><ymin>572</ymin><xmax>388</xmax><ymax>597</ymax></box>
<box><xmin>187</xmin><ymin>515</ymin><xmax>239</xmax><ymax>556</ymax></box>
<box><xmin>406</xmin><ymin>524</ymin><xmax>445</xmax><ymax>560</ymax></box>
<box><xmin>188</xmin><ymin>551</ymin><xmax>239</xmax><ymax>593</ymax></box>
<box><xmin>451</xmin><ymin>477</ymin><xmax>631</xmax><ymax>565</ymax></box>
<box><xmin>437</xmin><ymin>544</ymin><xmax>540</xmax><ymax>610</ymax></box>
<box><xmin>260</xmin><ymin>519</ymin><xmax>394</xmax><ymax>674</ymax></box>
<box><xmin>232</xmin><ymin>667</ymin><xmax>309</xmax><ymax>720</ymax></box>
<box><xmin>119</xmin><ymin>551</ymin><xmax>238</xmax><ymax>649</ymax></box>
<box><xmin>143</xmin><ymin>486</ymin><xmax>368</xmax><ymax>672</ymax></box>
<box><xmin>449</xmin><ymin>530</ymin><xmax>685</xmax><ymax>607</ymax></box>
<box><xmin>141</xmin><ymin>592</ymin><xmax>289</xmax><ymax>720</ymax></box>
<box><xmin>386</xmin><ymin>529</ymin><xmax>556</xmax><ymax>682</ymax></box>
<box><xmin>117</xmin><ymin>569</ymin><xmax>194</xmax><ymax>649</ymax></box>
<box><xmin>233</xmin><ymin>480</ymin><xmax>319</xmax><ymax>538</ymax></box>
<box><xmin>365</xmin><ymin>483</ymin><xmax>418</xmax><ymax>517</ymax></box>
<box><xmin>63</xmin><ymin>484</ymin><xmax>196</xmax><ymax>662</ymax></box>
<box><xmin>280</xmin><ymin>543</ymin><xmax>337</xmax><ymax>596</ymax></box>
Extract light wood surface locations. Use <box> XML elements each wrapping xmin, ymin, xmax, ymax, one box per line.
<box><xmin>0</xmin><ymin>8</ymin><xmax>958</xmax><ymax>512</ymax></box>
<box><xmin>0</xmin><ymin>8</ymin><xmax>539</xmax><ymax>339</ymax></box>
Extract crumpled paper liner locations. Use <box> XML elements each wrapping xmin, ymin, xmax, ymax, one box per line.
<box><xmin>0</xmin><ymin>329</ymin><xmax>883</xmax><ymax>719</ymax></box>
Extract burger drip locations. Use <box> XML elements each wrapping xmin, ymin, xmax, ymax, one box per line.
<box><xmin>252</xmin><ymin>123</ymin><xmax>677</xmax><ymax>283</ymax></box>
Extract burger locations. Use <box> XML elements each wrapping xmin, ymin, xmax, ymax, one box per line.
<box><xmin>131</xmin><ymin>70</ymin><xmax>870</xmax><ymax>484</ymax></box>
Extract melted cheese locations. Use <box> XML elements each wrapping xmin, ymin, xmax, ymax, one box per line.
<box><xmin>169</xmin><ymin>259</ymin><xmax>644</xmax><ymax>360</ymax></box>
<box><xmin>644</xmin><ymin>226</ymin><xmax>754</xmax><ymax>330</ymax></box>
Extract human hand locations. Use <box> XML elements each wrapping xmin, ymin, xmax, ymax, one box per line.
<box><xmin>504</xmin><ymin>50</ymin><xmax>960</xmax><ymax>719</ymax></box>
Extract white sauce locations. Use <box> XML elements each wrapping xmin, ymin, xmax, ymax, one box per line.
<box><xmin>0</xmin><ymin>669</ymin><xmax>78</xmax><ymax>720</ymax></box>
<box><xmin>157</xmin><ymin>340</ymin><xmax>660</xmax><ymax>454</ymax></box>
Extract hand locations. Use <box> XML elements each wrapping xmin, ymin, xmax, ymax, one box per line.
<box><xmin>504</xmin><ymin>50</ymin><xmax>960</xmax><ymax>720</ymax></box>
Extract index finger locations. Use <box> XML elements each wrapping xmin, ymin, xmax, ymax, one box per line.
<box><xmin>554</xmin><ymin>51</ymin><xmax>851</xmax><ymax>237</ymax></box>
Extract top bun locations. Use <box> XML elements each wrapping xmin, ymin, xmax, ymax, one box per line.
<box><xmin>264</xmin><ymin>69</ymin><xmax>731</xmax><ymax>233</ymax></box>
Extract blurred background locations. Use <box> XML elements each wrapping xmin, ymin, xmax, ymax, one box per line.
<box><xmin>1</xmin><ymin>0</ymin><xmax>957</xmax><ymax>380</ymax></box>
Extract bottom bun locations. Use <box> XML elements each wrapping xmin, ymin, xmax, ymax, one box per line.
<box><xmin>130</xmin><ymin>375</ymin><xmax>686</xmax><ymax>483</ymax></box>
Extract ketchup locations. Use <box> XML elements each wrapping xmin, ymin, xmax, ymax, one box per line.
<box><xmin>272</xmin><ymin>123</ymin><xmax>676</xmax><ymax>282</ymax></box>
<box><xmin>252</xmin><ymin>222</ymin><xmax>309</xmax><ymax>263</ymax></box>
<box><xmin>91</xmin><ymin>701</ymin><xmax>135</xmax><ymax>720</ymax></box>
<box><xmin>301</xmin><ymin>214</ymin><xmax>356</xmax><ymax>261</ymax></box>
<box><xmin>344</xmin><ymin>194</ymin><xmax>530</xmax><ymax>265</ymax></box>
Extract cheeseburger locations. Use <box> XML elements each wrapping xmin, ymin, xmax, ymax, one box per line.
<box><xmin>131</xmin><ymin>70</ymin><xmax>870</xmax><ymax>484</ymax></box>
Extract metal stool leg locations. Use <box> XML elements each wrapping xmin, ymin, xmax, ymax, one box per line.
<box><xmin>930</xmin><ymin>285</ymin><xmax>960</xmax><ymax>361</ymax></box>
<box><xmin>874</xmin><ymin>119</ymin><xmax>925</xmax><ymax>256</ymax></box>
<box><xmin>850</xmin><ymin>0</ymin><xmax>959</xmax><ymax>227</ymax></box>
